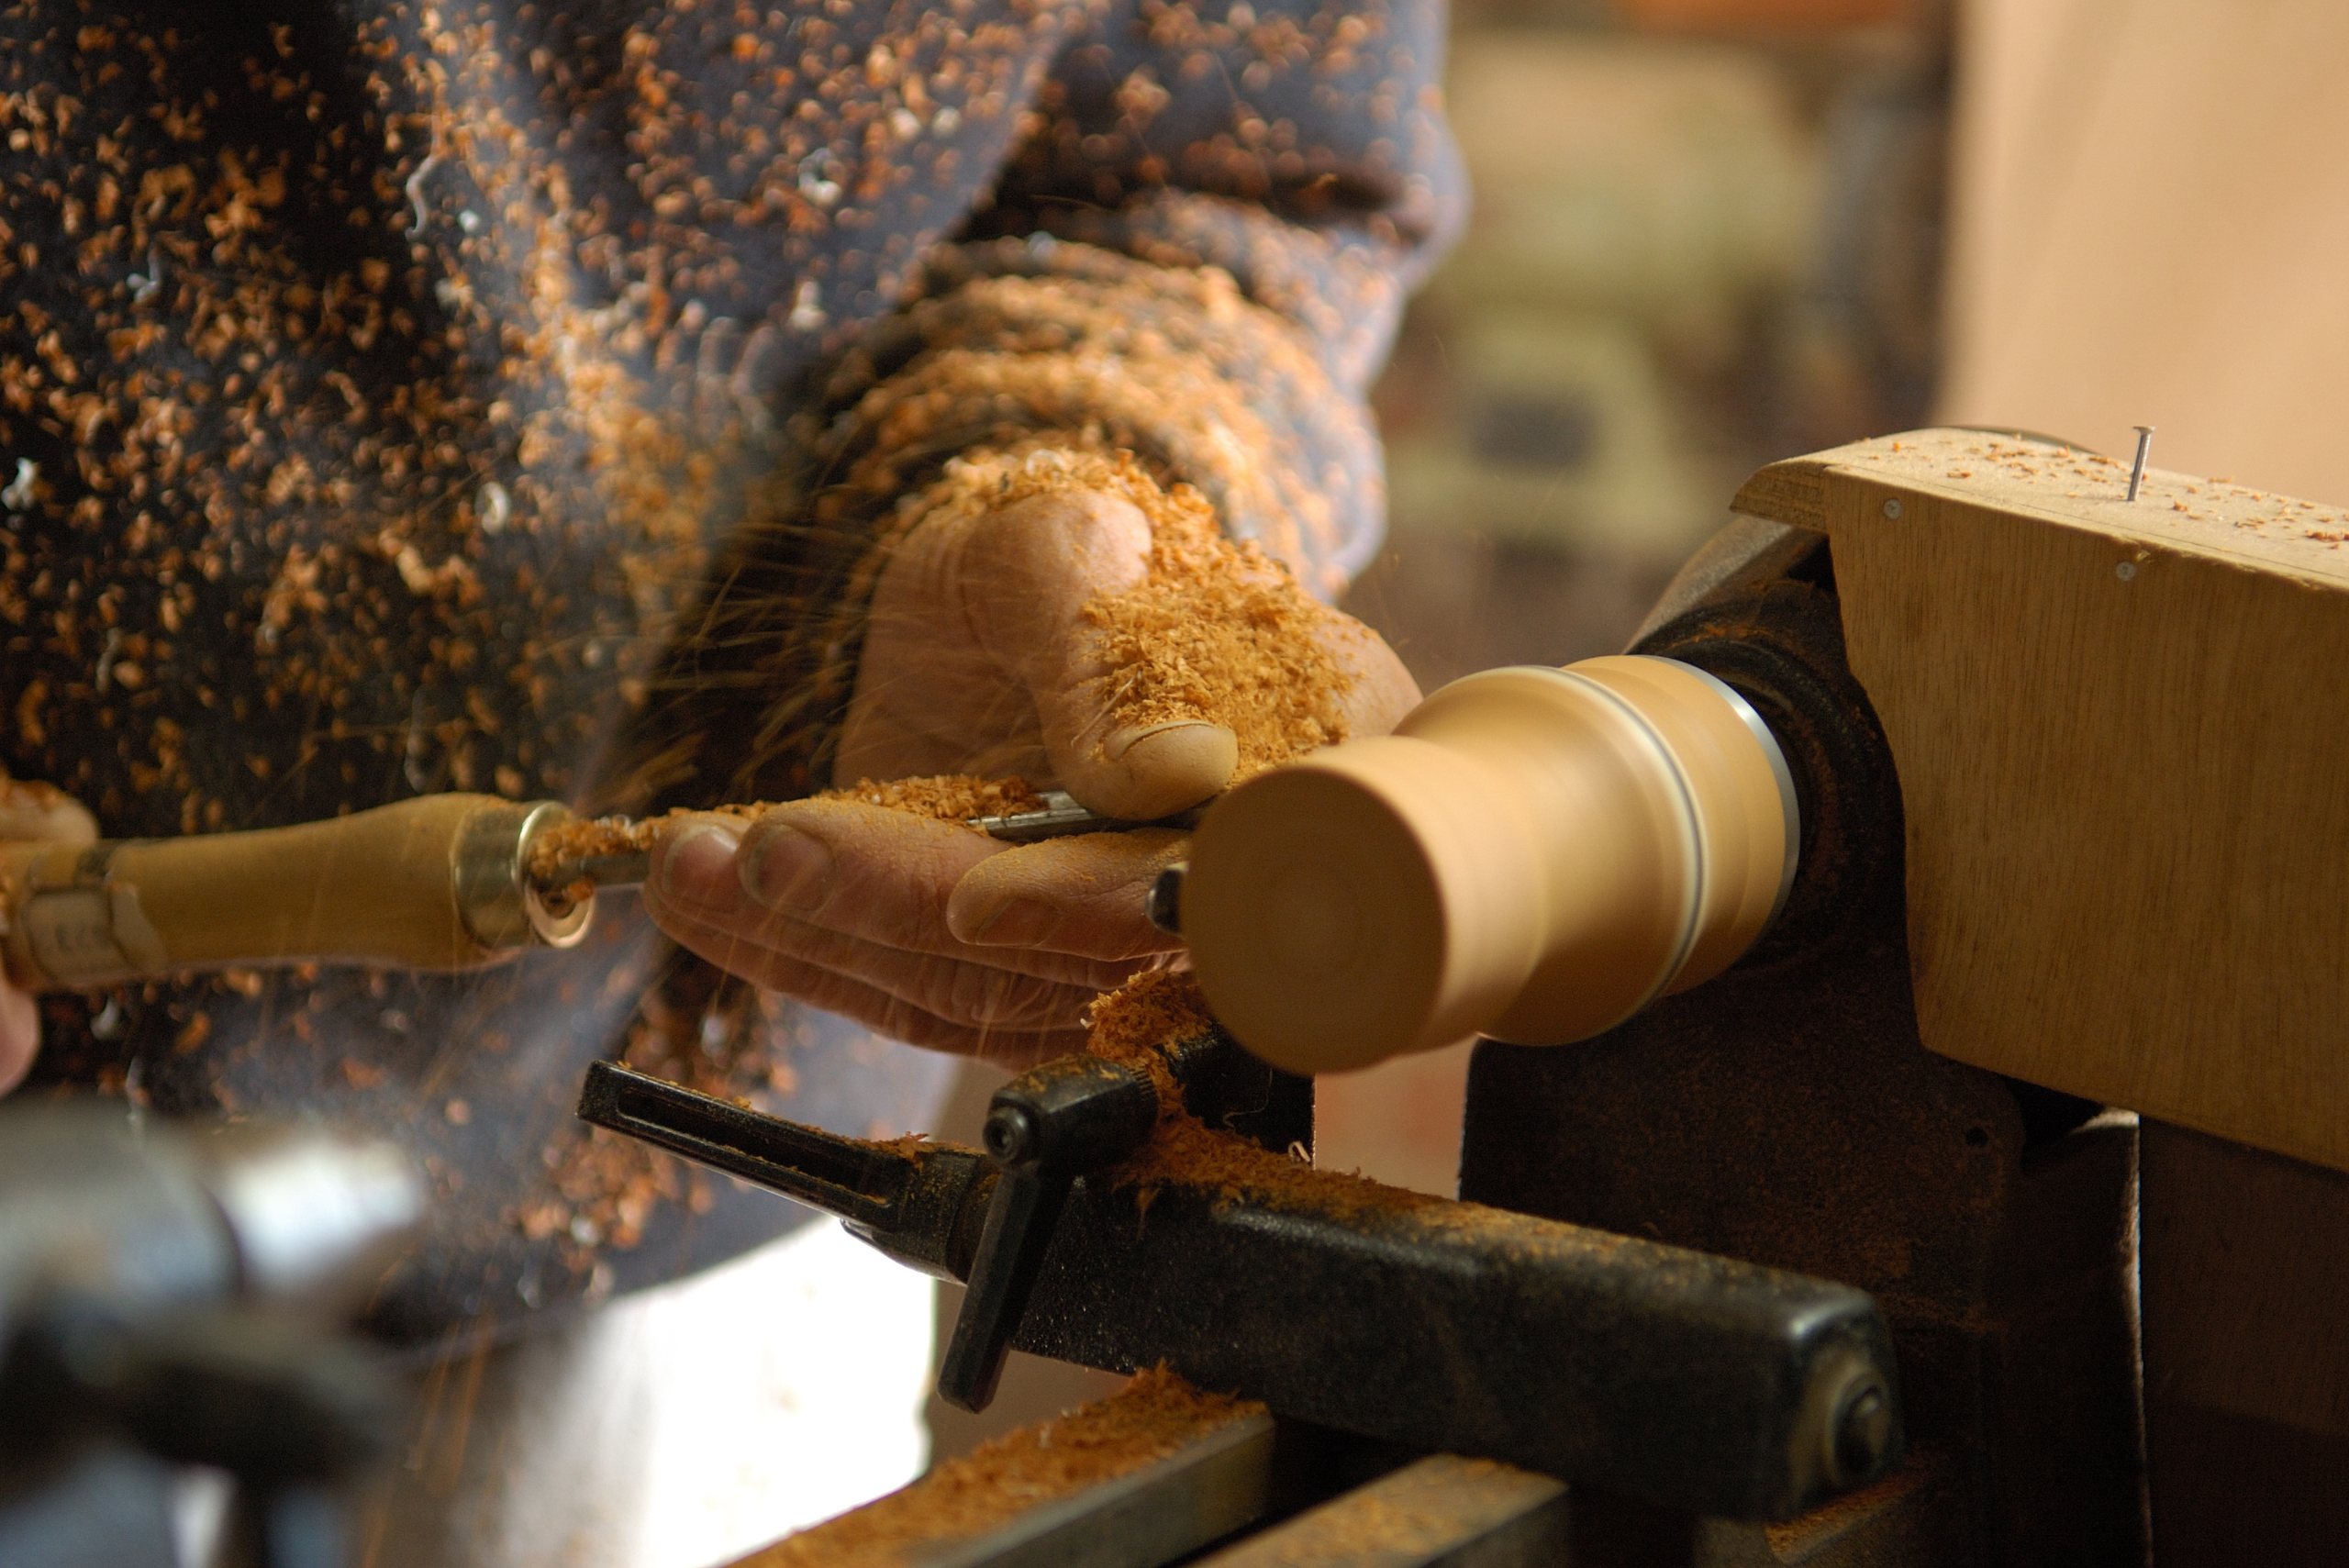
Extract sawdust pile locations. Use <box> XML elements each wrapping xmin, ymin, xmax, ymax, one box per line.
<box><xmin>823</xmin><ymin>774</ymin><xmax>1049</xmax><ymax>822</ymax></box>
<box><xmin>744</xmin><ymin>1367</ymin><xmax>1262</xmax><ymax>1566</ymax></box>
<box><xmin>1083</xmin><ymin>970</ymin><xmax>1438</xmax><ymax>1225</ymax></box>
<box><xmin>900</xmin><ymin>445</ymin><xmax>1359</xmax><ymax>781</ymax></box>
<box><xmin>1082</xmin><ymin>468</ymin><xmax>1354</xmax><ymax>779</ymax></box>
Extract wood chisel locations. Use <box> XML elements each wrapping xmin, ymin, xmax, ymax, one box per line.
<box><xmin>0</xmin><ymin>789</ymin><xmax>1204</xmax><ymax>991</ymax></box>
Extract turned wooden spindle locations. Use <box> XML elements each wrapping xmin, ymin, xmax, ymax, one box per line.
<box><xmin>1181</xmin><ymin>655</ymin><xmax>1797</xmax><ymax>1076</ymax></box>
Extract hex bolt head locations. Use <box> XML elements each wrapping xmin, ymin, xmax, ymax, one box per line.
<box><xmin>1145</xmin><ymin>863</ymin><xmax>1186</xmax><ymax>935</ymax></box>
<box><xmin>1831</xmin><ymin>1381</ymin><xmax>1893</xmax><ymax>1486</ymax></box>
<box><xmin>983</xmin><ymin>1104</ymin><xmax>1041</xmax><ymax>1166</ymax></box>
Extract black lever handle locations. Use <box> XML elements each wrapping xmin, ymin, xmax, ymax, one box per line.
<box><xmin>575</xmin><ymin>1062</ymin><xmax>996</xmax><ymax>1278</ymax></box>
<box><xmin>935</xmin><ymin>1054</ymin><xmax>1160</xmax><ymax>1412</ymax></box>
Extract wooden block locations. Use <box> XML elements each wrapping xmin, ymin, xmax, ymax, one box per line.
<box><xmin>1731</xmin><ymin>428</ymin><xmax>2349</xmax><ymax>1172</ymax></box>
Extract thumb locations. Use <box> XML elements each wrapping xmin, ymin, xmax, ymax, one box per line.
<box><xmin>966</xmin><ymin>488</ymin><xmax>1237</xmax><ymax>820</ymax></box>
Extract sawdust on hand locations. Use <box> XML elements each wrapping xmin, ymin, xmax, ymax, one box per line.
<box><xmin>1085</xmin><ymin>476</ymin><xmax>1356</xmax><ymax>781</ymax></box>
<box><xmin>892</xmin><ymin>444</ymin><xmax>1361</xmax><ymax>781</ymax></box>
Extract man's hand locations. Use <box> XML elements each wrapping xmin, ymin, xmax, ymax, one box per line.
<box><xmin>0</xmin><ymin>778</ymin><xmax>100</xmax><ymax>1094</ymax></box>
<box><xmin>640</xmin><ymin>485</ymin><xmax>1420</xmax><ymax>1063</ymax></box>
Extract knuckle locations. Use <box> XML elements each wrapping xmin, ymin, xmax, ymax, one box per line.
<box><xmin>940</xmin><ymin>962</ymin><xmax>1083</xmax><ymax>1029</ymax></box>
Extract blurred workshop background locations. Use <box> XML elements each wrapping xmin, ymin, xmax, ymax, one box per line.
<box><xmin>928</xmin><ymin>0</ymin><xmax>2349</xmax><ymax>1457</ymax></box>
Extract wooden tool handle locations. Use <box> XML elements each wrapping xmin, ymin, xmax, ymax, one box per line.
<box><xmin>0</xmin><ymin>795</ymin><xmax>587</xmax><ymax>991</ymax></box>
<box><xmin>1182</xmin><ymin>657</ymin><xmax>1797</xmax><ymax>1075</ymax></box>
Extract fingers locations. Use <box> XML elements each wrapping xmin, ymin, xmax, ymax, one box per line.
<box><xmin>1317</xmin><ymin>614</ymin><xmax>1423</xmax><ymax>740</ymax></box>
<box><xmin>640</xmin><ymin>800</ymin><xmax>1174</xmax><ymax>1057</ymax></box>
<box><xmin>946</xmin><ymin>828</ymin><xmax>1189</xmax><ymax>962</ymax></box>
<box><xmin>652</xmin><ymin>800</ymin><xmax>1007</xmax><ymax>963</ymax></box>
<box><xmin>658</xmin><ymin>926</ymin><xmax>1086</xmax><ymax>1068</ymax></box>
<box><xmin>0</xmin><ymin>779</ymin><xmax>97</xmax><ymax>846</ymax></box>
<box><xmin>0</xmin><ymin>777</ymin><xmax>95</xmax><ymax>1096</ymax></box>
<box><xmin>657</xmin><ymin>904</ymin><xmax>1112</xmax><ymax>1031</ymax></box>
<box><xmin>1041</xmin><ymin>712</ymin><xmax>1238</xmax><ymax>824</ymax></box>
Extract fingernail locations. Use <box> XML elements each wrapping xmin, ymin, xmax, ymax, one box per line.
<box><xmin>972</xmin><ymin>896</ymin><xmax>1064</xmax><ymax>949</ymax></box>
<box><xmin>659</xmin><ymin>824</ymin><xmax>744</xmax><ymax>912</ymax></box>
<box><xmin>744</xmin><ymin>825</ymin><xmax>836</xmax><ymax>913</ymax></box>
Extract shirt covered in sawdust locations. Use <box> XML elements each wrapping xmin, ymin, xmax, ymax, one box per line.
<box><xmin>0</xmin><ymin>0</ymin><xmax>1462</xmax><ymax>1341</ymax></box>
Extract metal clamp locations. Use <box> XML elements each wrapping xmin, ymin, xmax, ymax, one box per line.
<box><xmin>936</xmin><ymin>1055</ymin><xmax>1162</xmax><ymax>1412</ymax></box>
<box><xmin>453</xmin><ymin>801</ymin><xmax>592</xmax><ymax>951</ymax></box>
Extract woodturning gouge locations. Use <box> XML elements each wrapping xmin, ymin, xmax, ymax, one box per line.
<box><xmin>0</xmin><ymin>788</ymin><xmax>1184</xmax><ymax>993</ymax></box>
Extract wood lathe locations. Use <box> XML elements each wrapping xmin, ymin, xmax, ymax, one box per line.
<box><xmin>583</xmin><ymin>427</ymin><xmax>2347</xmax><ymax>1567</ymax></box>
<box><xmin>10</xmin><ymin>427</ymin><xmax>2340</xmax><ymax>1564</ymax></box>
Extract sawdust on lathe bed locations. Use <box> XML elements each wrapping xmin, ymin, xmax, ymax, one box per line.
<box><xmin>738</xmin><ymin>1366</ymin><xmax>1262</xmax><ymax>1567</ymax></box>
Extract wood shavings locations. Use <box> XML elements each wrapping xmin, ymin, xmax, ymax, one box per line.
<box><xmin>909</xmin><ymin>445</ymin><xmax>1355</xmax><ymax>779</ymax></box>
<box><xmin>1083</xmin><ymin>969</ymin><xmax>1437</xmax><ymax>1225</ymax></box>
<box><xmin>524</xmin><ymin>775</ymin><xmax>1047</xmax><ymax>885</ymax></box>
<box><xmin>823</xmin><ymin>773</ymin><xmax>1048</xmax><ymax>823</ymax></box>
<box><xmin>1081</xmin><ymin>469</ymin><xmax>1355</xmax><ymax>781</ymax></box>
<box><xmin>742</xmin><ymin>1367</ymin><xmax>1262</xmax><ymax>1567</ymax></box>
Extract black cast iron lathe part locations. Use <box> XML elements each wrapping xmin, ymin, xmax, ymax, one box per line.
<box><xmin>580</xmin><ymin>1051</ymin><xmax>1170</xmax><ymax>1412</ymax></box>
<box><xmin>575</xmin><ymin>1021</ymin><xmax>1301</xmax><ymax>1283</ymax></box>
<box><xmin>575</xmin><ymin>1059</ymin><xmax>999</xmax><ymax>1281</ymax></box>
<box><xmin>577</xmin><ymin>1040</ymin><xmax>1907</xmax><ymax>1523</ymax></box>
<box><xmin>936</xmin><ymin>1052</ymin><xmax>1162</xmax><ymax>1412</ymax></box>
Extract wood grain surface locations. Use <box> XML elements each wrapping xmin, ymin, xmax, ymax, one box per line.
<box><xmin>1733</xmin><ymin>427</ymin><xmax>2349</xmax><ymax>1172</ymax></box>
<box><xmin>0</xmin><ymin>792</ymin><xmax>507</xmax><ymax>986</ymax></box>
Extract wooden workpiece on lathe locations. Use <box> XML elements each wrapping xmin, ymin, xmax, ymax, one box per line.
<box><xmin>1732</xmin><ymin>427</ymin><xmax>2349</xmax><ymax>1174</ymax></box>
<box><xmin>1184</xmin><ymin>656</ymin><xmax>1797</xmax><ymax>1075</ymax></box>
